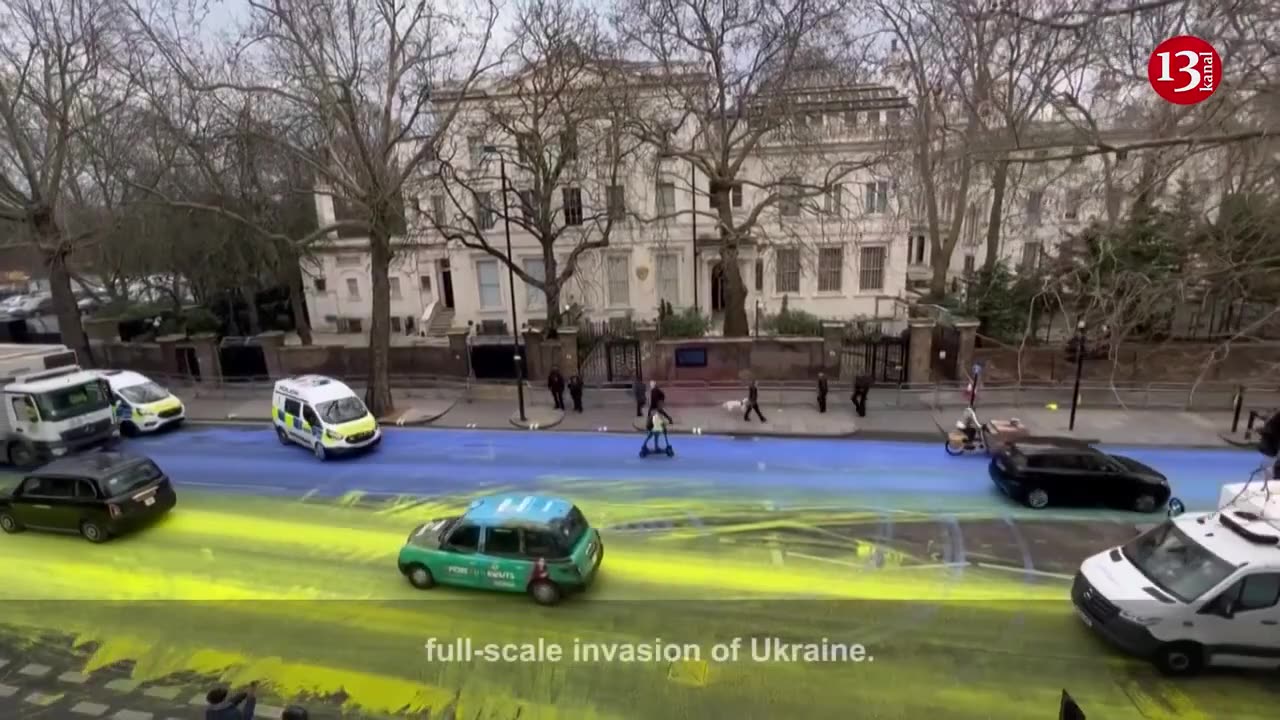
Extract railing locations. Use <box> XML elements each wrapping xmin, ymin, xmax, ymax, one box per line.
<box><xmin>147</xmin><ymin>370</ymin><xmax>1280</xmax><ymax>414</ymax></box>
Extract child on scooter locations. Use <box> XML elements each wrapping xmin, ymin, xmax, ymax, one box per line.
<box><xmin>643</xmin><ymin>407</ymin><xmax>669</xmax><ymax>453</ymax></box>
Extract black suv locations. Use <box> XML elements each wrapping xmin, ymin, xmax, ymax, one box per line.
<box><xmin>989</xmin><ymin>441</ymin><xmax>1170</xmax><ymax>512</ymax></box>
<box><xmin>0</xmin><ymin>452</ymin><xmax>177</xmax><ymax>542</ymax></box>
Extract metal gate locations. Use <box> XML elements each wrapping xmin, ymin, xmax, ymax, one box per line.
<box><xmin>578</xmin><ymin>321</ymin><xmax>641</xmax><ymax>385</ymax></box>
<box><xmin>839</xmin><ymin>337</ymin><xmax>907</xmax><ymax>384</ymax></box>
<box><xmin>469</xmin><ymin>338</ymin><xmax>528</xmax><ymax>380</ymax></box>
<box><xmin>933</xmin><ymin>324</ymin><xmax>960</xmax><ymax>380</ymax></box>
<box><xmin>218</xmin><ymin>337</ymin><xmax>268</xmax><ymax>380</ymax></box>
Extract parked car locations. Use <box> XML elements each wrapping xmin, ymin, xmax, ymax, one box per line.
<box><xmin>989</xmin><ymin>440</ymin><xmax>1171</xmax><ymax>512</ymax></box>
<box><xmin>0</xmin><ymin>452</ymin><xmax>177</xmax><ymax>542</ymax></box>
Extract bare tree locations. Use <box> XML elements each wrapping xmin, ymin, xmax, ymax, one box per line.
<box><xmin>0</xmin><ymin>0</ymin><xmax>136</xmax><ymax>362</ymax></box>
<box><xmin>611</xmin><ymin>0</ymin><xmax>873</xmax><ymax>336</ymax></box>
<box><xmin>429</xmin><ymin>0</ymin><xmax>632</xmax><ymax>335</ymax></box>
<box><xmin>131</xmin><ymin>0</ymin><xmax>499</xmax><ymax>415</ymax></box>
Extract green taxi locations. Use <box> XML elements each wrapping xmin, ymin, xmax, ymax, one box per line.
<box><xmin>397</xmin><ymin>494</ymin><xmax>603</xmax><ymax>605</ymax></box>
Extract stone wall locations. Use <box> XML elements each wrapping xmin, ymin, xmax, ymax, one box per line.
<box><xmin>647</xmin><ymin>337</ymin><xmax>827</xmax><ymax>382</ymax></box>
<box><xmin>93</xmin><ymin>341</ymin><xmax>171</xmax><ymax>375</ymax></box>
<box><xmin>973</xmin><ymin>342</ymin><xmax>1280</xmax><ymax>384</ymax></box>
<box><xmin>277</xmin><ymin>344</ymin><xmax>467</xmax><ymax>379</ymax></box>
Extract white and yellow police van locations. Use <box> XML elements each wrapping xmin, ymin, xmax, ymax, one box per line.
<box><xmin>1073</xmin><ymin>481</ymin><xmax>1280</xmax><ymax>676</ymax></box>
<box><xmin>271</xmin><ymin>375</ymin><xmax>381</xmax><ymax>460</ymax></box>
<box><xmin>99</xmin><ymin>370</ymin><xmax>185</xmax><ymax>435</ymax></box>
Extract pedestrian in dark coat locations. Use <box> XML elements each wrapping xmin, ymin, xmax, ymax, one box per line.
<box><xmin>205</xmin><ymin>682</ymin><xmax>256</xmax><ymax>720</ymax></box>
<box><xmin>548</xmin><ymin>368</ymin><xmax>566</xmax><ymax>410</ymax></box>
<box><xmin>743</xmin><ymin>380</ymin><xmax>766</xmax><ymax>422</ymax></box>
<box><xmin>649</xmin><ymin>380</ymin><xmax>673</xmax><ymax>423</ymax></box>
<box><xmin>568</xmin><ymin>374</ymin><xmax>584</xmax><ymax>412</ymax></box>
<box><xmin>817</xmin><ymin>373</ymin><xmax>829</xmax><ymax>413</ymax></box>
<box><xmin>632</xmin><ymin>378</ymin><xmax>647</xmax><ymax>417</ymax></box>
<box><xmin>852</xmin><ymin>375</ymin><xmax>871</xmax><ymax>417</ymax></box>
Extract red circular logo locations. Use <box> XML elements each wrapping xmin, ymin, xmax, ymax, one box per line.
<box><xmin>1148</xmin><ymin>36</ymin><xmax>1221</xmax><ymax>105</ymax></box>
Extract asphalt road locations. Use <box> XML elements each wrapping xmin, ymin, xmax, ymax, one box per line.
<box><xmin>0</xmin><ymin>426</ymin><xmax>1275</xmax><ymax>720</ymax></box>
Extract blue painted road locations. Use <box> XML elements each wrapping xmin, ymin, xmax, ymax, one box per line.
<box><xmin>127</xmin><ymin>425</ymin><xmax>1265</xmax><ymax>511</ymax></box>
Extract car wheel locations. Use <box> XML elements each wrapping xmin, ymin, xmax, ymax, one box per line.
<box><xmin>7</xmin><ymin>442</ymin><xmax>36</xmax><ymax>469</ymax></box>
<box><xmin>1134</xmin><ymin>494</ymin><xmax>1159</xmax><ymax>513</ymax></box>
<box><xmin>313</xmin><ymin>442</ymin><xmax>327</xmax><ymax>460</ymax></box>
<box><xmin>1026</xmin><ymin>488</ymin><xmax>1050</xmax><ymax>509</ymax></box>
<box><xmin>0</xmin><ymin>512</ymin><xmax>23</xmax><ymax>534</ymax></box>
<box><xmin>405</xmin><ymin>564</ymin><xmax>435</xmax><ymax>589</ymax></box>
<box><xmin>276</xmin><ymin>426</ymin><xmax>290</xmax><ymax>445</ymax></box>
<box><xmin>1154</xmin><ymin>642</ymin><xmax>1205</xmax><ymax>676</ymax></box>
<box><xmin>80</xmin><ymin>520</ymin><xmax>108</xmax><ymax>544</ymax></box>
<box><xmin>529</xmin><ymin>579</ymin><xmax>563</xmax><ymax>606</ymax></box>
<box><xmin>120</xmin><ymin>422</ymin><xmax>139</xmax><ymax>438</ymax></box>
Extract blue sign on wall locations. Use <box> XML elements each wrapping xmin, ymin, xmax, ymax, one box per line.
<box><xmin>675</xmin><ymin>347</ymin><xmax>708</xmax><ymax>368</ymax></box>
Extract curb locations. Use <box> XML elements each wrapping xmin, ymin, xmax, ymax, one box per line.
<box><xmin>381</xmin><ymin>396</ymin><xmax>462</xmax><ymax>427</ymax></box>
<box><xmin>627</xmin><ymin>416</ymin><xmax>859</xmax><ymax>439</ymax></box>
<box><xmin>509</xmin><ymin>410</ymin><xmax>565</xmax><ymax>431</ymax></box>
<box><xmin>1219</xmin><ymin>432</ymin><xmax>1258</xmax><ymax>449</ymax></box>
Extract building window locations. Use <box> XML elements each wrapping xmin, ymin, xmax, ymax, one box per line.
<box><xmin>775</xmin><ymin>248</ymin><xmax>800</xmax><ymax>293</ymax></box>
<box><xmin>313</xmin><ymin>278</ymin><xmax>326</xmax><ymax>292</ymax></box>
<box><xmin>476</xmin><ymin>260</ymin><xmax>501</xmax><ymax>308</ymax></box>
<box><xmin>563</xmin><ymin>187</ymin><xmax>583</xmax><ymax>226</ymax></box>
<box><xmin>656</xmin><ymin>182</ymin><xmax>676</xmax><ymax>215</ymax></box>
<box><xmin>518</xmin><ymin>189</ymin><xmax>536</xmax><ymax>222</ymax></box>
<box><xmin>469</xmin><ymin>135</ymin><xmax>484</xmax><ymax>166</ymax></box>
<box><xmin>1064</xmin><ymin>189</ymin><xmax>1082</xmax><ymax>220</ymax></box>
<box><xmin>779</xmin><ymin>177</ymin><xmax>801</xmax><ymax>216</ymax></box>
<box><xmin>559</xmin><ymin>127</ymin><xmax>578</xmax><ymax>162</ymax></box>
<box><xmin>711</xmin><ymin>182</ymin><xmax>744</xmax><ymax>209</ymax></box>
<box><xmin>390</xmin><ymin>316</ymin><xmax>402</xmax><ymax>333</ymax></box>
<box><xmin>607</xmin><ymin>185</ymin><xmax>626</xmax><ymax>220</ymax></box>
<box><xmin>864</xmin><ymin>181</ymin><xmax>888</xmax><ymax>214</ymax></box>
<box><xmin>1026</xmin><ymin>190</ymin><xmax>1043</xmax><ymax>226</ymax></box>
<box><xmin>817</xmin><ymin>247</ymin><xmax>843</xmax><ymax>293</ymax></box>
<box><xmin>345</xmin><ymin>277</ymin><xmax>360</xmax><ymax>299</ymax></box>
<box><xmin>859</xmin><ymin>246</ymin><xmax>886</xmax><ymax>291</ymax></box>
<box><xmin>867</xmin><ymin>111</ymin><xmax>881</xmax><ymax>126</ymax></box>
<box><xmin>1115</xmin><ymin>150</ymin><xmax>1128</xmax><ymax>164</ymax></box>
<box><xmin>656</xmin><ymin>253</ymin><xmax>679</xmax><ymax>306</ymax></box>
<box><xmin>963</xmin><ymin>255</ymin><xmax>976</xmax><ymax>274</ymax></box>
<box><xmin>431</xmin><ymin>195</ymin><xmax>447</xmax><ymax>223</ymax></box>
<box><xmin>419</xmin><ymin>274</ymin><xmax>432</xmax><ymax>292</ymax></box>
<box><xmin>1020</xmin><ymin>242</ymin><xmax>1041</xmax><ymax>272</ymax></box>
<box><xmin>911</xmin><ymin>234</ymin><xmax>927</xmax><ymax>265</ymax></box>
<box><xmin>824</xmin><ymin>185</ymin><xmax>843</xmax><ymax>215</ymax></box>
<box><xmin>843</xmin><ymin>110</ymin><xmax>858</xmax><ymax>129</ymax></box>
<box><xmin>523</xmin><ymin>258</ymin><xmax>545</xmax><ymax>310</ymax></box>
<box><xmin>606</xmin><ymin>254</ymin><xmax>630</xmax><ymax>306</ymax></box>
<box><xmin>886</xmin><ymin>109</ymin><xmax>900</xmax><ymax>124</ymax></box>
<box><xmin>516</xmin><ymin>133</ymin><xmax>536</xmax><ymax>164</ymax></box>
<box><xmin>754</xmin><ymin>259</ymin><xmax>764</xmax><ymax>292</ymax></box>
<box><xmin>475</xmin><ymin>191</ymin><xmax>496</xmax><ymax>230</ymax></box>
<box><xmin>389</xmin><ymin>277</ymin><xmax>401</xmax><ymax>299</ymax></box>
<box><xmin>338</xmin><ymin>317</ymin><xmax>363</xmax><ymax>333</ymax></box>
<box><xmin>336</xmin><ymin>254</ymin><xmax>361</xmax><ymax>267</ymax></box>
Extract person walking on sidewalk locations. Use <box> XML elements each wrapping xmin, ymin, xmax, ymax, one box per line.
<box><xmin>205</xmin><ymin>681</ymin><xmax>256</xmax><ymax>720</ymax></box>
<box><xmin>743</xmin><ymin>380</ymin><xmax>766</xmax><ymax>422</ymax></box>
<box><xmin>568</xmin><ymin>374</ymin><xmax>584</xmax><ymax>413</ymax></box>
<box><xmin>649</xmin><ymin>380</ymin><xmax>673</xmax><ymax>423</ymax></box>
<box><xmin>632</xmin><ymin>378</ymin><xmax>647</xmax><ymax>417</ymax></box>
<box><xmin>817</xmin><ymin>373</ymin><xmax>829</xmax><ymax>413</ymax></box>
<box><xmin>547</xmin><ymin>368</ymin><xmax>566</xmax><ymax>410</ymax></box>
<box><xmin>852</xmin><ymin>375</ymin><xmax>871</xmax><ymax>417</ymax></box>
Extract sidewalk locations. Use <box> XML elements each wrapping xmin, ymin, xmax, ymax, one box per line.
<box><xmin>175</xmin><ymin>387</ymin><xmax>1248</xmax><ymax>448</ymax></box>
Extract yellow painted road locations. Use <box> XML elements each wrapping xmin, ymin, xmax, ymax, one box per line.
<box><xmin>0</xmin><ymin>488</ymin><xmax>1274</xmax><ymax>719</ymax></box>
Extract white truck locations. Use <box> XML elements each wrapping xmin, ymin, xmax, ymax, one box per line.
<box><xmin>0</xmin><ymin>344</ymin><xmax>119</xmax><ymax>467</ymax></box>
<box><xmin>1073</xmin><ymin>480</ymin><xmax>1280</xmax><ymax>676</ymax></box>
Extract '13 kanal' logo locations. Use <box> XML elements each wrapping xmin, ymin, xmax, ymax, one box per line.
<box><xmin>1148</xmin><ymin>36</ymin><xmax>1221</xmax><ymax>105</ymax></box>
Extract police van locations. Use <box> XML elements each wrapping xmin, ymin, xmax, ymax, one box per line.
<box><xmin>1073</xmin><ymin>480</ymin><xmax>1280</xmax><ymax>676</ymax></box>
<box><xmin>99</xmin><ymin>370</ymin><xmax>185</xmax><ymax>435</ymax></box>
<box><xmin>271</xmin><ymin>376</ymin><xmax>381</xmax><ymax>460</ymax></box>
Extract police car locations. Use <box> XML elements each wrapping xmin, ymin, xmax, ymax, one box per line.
<box><xmin>397</xmin><ymin>495</ymin><xmax>603</xmax><ymax>605</ymax></box>
<box><xmin>271</xmin><ymin>375</ymin><xmax>381</xmax><ymax>460</ymax></box>
<box><xmin>99</xmin><ymin>370</ymin><xmax>185</xmax><ymax>435</ymax></box>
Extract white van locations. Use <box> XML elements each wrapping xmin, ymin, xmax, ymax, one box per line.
<box><xmin>99</xmin><ymin>370</ymin><xmax>185</xmax><ymax>435</ymax></box>
<box><xmin>1073</xmin><ymin>481</ymin><xmax>1280</xmax><ymax>676</ymax></box>
<box><xmin>271</xmin><ymin>375</ymin><xmax>381</xmax><ymax>460</ymax></box>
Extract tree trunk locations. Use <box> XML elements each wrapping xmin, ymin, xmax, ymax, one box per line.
<box><xmin>45</xmin><ymin>248</ymin><xmax>93</xmax><ymax>365</ymax></box>
<box><xmin>542</xmin><ymin>248</ymin><xmax>561</xmax><ymax>335</ymax></box>
<box><xmin>365</xmin><ymin>228</ymin><xmax>394</xmax><ymax>417</ymax></box>
<box><xmin>286</xmin><ymin>261</ymin><xmax>313</xmax><ymax>345</ymax></box>
<box><xmin>720</xmin><ymin>246</ymin><xmax>749</xmax><ymax>336</ymax></box>
<box><xmin>983</xmin><ymin>159</ymin><xmax>1009</xmax><ymax>272</ymax></box>
<box><xmin>242</xmin><ymin>283</ymin><xmax>262</xmax><ymax>335</ymax></box>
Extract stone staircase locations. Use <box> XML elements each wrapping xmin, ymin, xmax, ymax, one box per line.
<box><xmin>427</xmin><ymin>308</ymin><xmax>455</xmax><ymax>337</ymax></box>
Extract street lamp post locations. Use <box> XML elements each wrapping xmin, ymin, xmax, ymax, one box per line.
<box><xmin>1068</xmin><ymin>320</ymin><xmax>1085</xmax><ymax>431</ymax></box>
<box><xmin>484</xmin><ymin>145</ymin><xmax>526</xmax><ymax>422</ymax></box>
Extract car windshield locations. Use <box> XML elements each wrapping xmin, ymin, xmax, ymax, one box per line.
<box><xmin>318</xmin><ymin>397</ymin><xmax>367</xmax><ymax>424</ymax></box>
<box><xmin>103</xmin><ymin>460</ymin><xmax>163</xmax><ymax>496</ymax></box>
<box><xmin>118</xmin><ymin>382</ymin><xmax>169</xmax><ymax>405</ymax></box>
<box><xmin>34</xmin><ymin>381</ymin><xmax>110</xmax><ymax>421</ymax></box>
<box><xmin>1122</xmin><ymin>521</ymin><xmax>1236</xmax><ymax>603</ymax></box>
<box><xmin>550</xmin><ymin>506</ymin><xmax>589</xmax><ymax>547</ymax></box>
